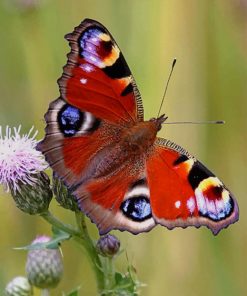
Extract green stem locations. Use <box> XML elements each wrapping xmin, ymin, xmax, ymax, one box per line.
<box><xmin>40</xmin><ymin>210</ymin><xmax>105</xmax><ymax>293</ymax></box>
<box><xmin>75</xmin><ymin>211</ymin><xmax>91</xmax><ymax>240</ymax></box>
<box><xmin>104</xmin><ymin>257</ymin><xmax>115</xmax><ymax>293</ymax></box>
<box><xmin>74</xmin><ymin>212</ymin><xmax>105</xmax><ymax>292</ymax></box>
<box><xmin>40</xmin><ymin>211</ymin><xmax>79</xmax><ymax>237</ymax></box>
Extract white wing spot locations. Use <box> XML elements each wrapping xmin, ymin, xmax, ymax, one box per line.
<box><xmin>195</xmin><ymin>189</ymin><xmax>207</xmax><ymax>215</ymax></box>
<box><xmin>187</xmin><ymin>197</ymin><xmax>195</xmax><ymax>214</ymax></box>
<box><xmin>80</xmin><ymin>78</ymin><xmax>87</xmax><ymax>84</ymax></box>
<box><xmin>81</xmin><ymin>63</ymin><xmax>95</xmax><ymax>73</ymax></box>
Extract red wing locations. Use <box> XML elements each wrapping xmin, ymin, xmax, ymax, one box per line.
<box><xmin>59</xmin><ymin>18</ymin><xmax>143</xmax><ymax>123</ymax></box>
<box><xmin>146</xmin><ymin>138</ymin><xmax>239</xmax><ymax>235</ymax></box>
<box><xmin>38</xmin><ymin>19</ymin><xmax>143</xmax><ymax>189</ymax></box>
<box><xmin>38</xmin><ymin>97</ymin><xmax>125</xmax><ymax>188</ymax></box>
<box><xmin>48</xmin><ymin>133</ymin><xmax>238</xmax><ymax>236</ymax></box>
<box><xmin>74</xmin><ymin>159</ymin><xmax>156</xmax><ymax>235</ymax></box>
<box><xmin>38</xmin><ymin>18</ymin><xmax>238</xmax><ymax>236</ymax></box>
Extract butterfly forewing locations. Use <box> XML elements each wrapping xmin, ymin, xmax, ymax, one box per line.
<box><xmin>59</xmin><ymin>18</ymin><xmax>143</xmax><ymax>123</ymax></box>
<box><xmin>38</xmin><ymin>18</ymin><xmax>144</xmax><ymax>191</ymax></box>
<box><xmin>146</xmin><ymin>138</ymin><xmax>239</xmax><ymax>234</ymax></box>
<box><xmin>38</xmin><ymin>18</ymin><xmax>239</xmax><ymax>236</ymax></box>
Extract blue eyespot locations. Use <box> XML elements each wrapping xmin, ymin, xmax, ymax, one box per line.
<box><xmin>58</xmin><ymin>104</ymin><xmax>83</xmax><ymax>137</ymax></box>
<box><xmin>120</xmin><ymin>196</ymin><xmax>152</xmax><ymax>222</ymax></box>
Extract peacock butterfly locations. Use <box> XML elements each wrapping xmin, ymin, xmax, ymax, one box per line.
<box><xmin>38</xmin><ymin>19</ymin><xmax>239</xmax><ymax>235</ymax></box>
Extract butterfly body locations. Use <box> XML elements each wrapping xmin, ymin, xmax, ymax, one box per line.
<box><xmin>38</xmin><ymin>19</ymin><xmax>239</xmax><ymax>235</ymax></box>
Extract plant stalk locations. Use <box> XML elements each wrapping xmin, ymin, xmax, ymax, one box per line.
<box><xmin>40</xmin><ymin>210</ymin><xmax>105</xmax><ymax>293</ymax></box>
<box><xmin>40</xmin><ymin>211</ymin><xmax>79</xmax><ymax>236</ymax></box>
<box><xmin>104</xmin><ymin>256</ymin><xmax>115</xmax><ymax>293</ymax></box>
<box><xmin>74</xmin><ymin>212</ymin><xmax>105</xmax><ymax>292</ymax></box>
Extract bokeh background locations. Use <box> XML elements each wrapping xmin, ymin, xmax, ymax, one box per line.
<box><xmin>0</xmin><ymin>0</ymin><xmax>246</xmax><ymax>295</ymax></box>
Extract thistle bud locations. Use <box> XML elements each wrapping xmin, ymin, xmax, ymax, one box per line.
<box><xmin>53</xmin><ymin>176</ymin><xmax>79</xmax><ymax>212</ymax></box>
<box><xmin>5</xmin><ymin>276</ymin><xmax>32</xmax><ymax>296</ymax></box>
<box><xmin>12</xmin><ymin>172</ymin><xmax>52</xmax><ymax>215</ymax></box>
<box><xmin>26</xmin><ymin>236</ymin><xmax>63</xmax><ymax>289</ymax></box>
<box><xmin>96</xmin><ymin>234</ymin><xmax>120</xmax><ymax>257</ymax></box>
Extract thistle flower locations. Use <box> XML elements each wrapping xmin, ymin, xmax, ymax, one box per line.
<box><xmin>0</xmin><ymin>126</ymin><xmax>52</xmax><ymax>214</ymax></box>
<box><xmin>5</xmin><ymin>276</ymin><xmax>33</xmax><ymax>296</ymax></box>
<box><xmin>26</xmin><ymin>235</ymin><xmax>63</xmax><ymax>289</ymax></box>
<box><xmin>96</xmin><ymin>234</ymin><xmax>120</xmax><ymax>257</ymax></box>
<box><xmin>0</xmin><ymin>126</ymin><xmax>47</xmax><ymax>193</ymax></box>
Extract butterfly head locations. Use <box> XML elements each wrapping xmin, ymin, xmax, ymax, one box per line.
<box><xmin>150</xmin><ymin>114</ymin><xmax>168</xmax><ymax>131</ymax></box>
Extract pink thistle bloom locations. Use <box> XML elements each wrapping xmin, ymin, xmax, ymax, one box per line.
<box><xmin>0</xmin><ymin>126</ymin><xmax>47</xmax><ymax>193</ymax></box>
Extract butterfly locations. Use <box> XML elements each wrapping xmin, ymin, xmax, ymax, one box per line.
<box><xmin>38</xmin><ymin>18</ymin><xmax>239</xmax><ymax>235</ymax></box>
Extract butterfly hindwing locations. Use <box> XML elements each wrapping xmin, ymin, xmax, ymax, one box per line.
<box><xmin>38</xmin><ymin>18</ymin><xmax>238</xmax><ymax>236</ymax></box>
<box><xmin>74</xmin><ymin>137</ymin><xmax>238</xmax><ymax>235</ymax></box>
<box><xmin>75</xmin><ymin>163</ymin><xmax>156</xmax><ymax>235</ymax></box>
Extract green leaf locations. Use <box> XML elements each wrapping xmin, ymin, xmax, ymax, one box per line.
<box><xmin>14</xmin><ymin>228</ymin><xmax>71</xmax><ymax>250</ymax></box>
<box><xmin>50</xmin><ymin>226</ymin><xmax>71</xmax><ymax>247</ymax></box>
<box><xmin>115</xmin><ymin>272</ymin><xmax>124</xmax><ymax>284</ymax></box>
<box><xmin>110</xmin><ymin>266</ymin><xmax>144</xmax><ymax>296</ymax></box>
<box><xmin>63</xmin><ymin>286</ymin><xmax>81</xmax><ymax>296</ymax></box>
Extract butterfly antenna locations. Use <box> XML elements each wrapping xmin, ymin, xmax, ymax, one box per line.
<box><xmin>157</xmin><ymin>58</ymin><xmax>177</xmax><ymax>118</ymax></box>
<box><xmin>163</xmin><ymin>120</ymin><xmax>225</xmax><ymax>125</ymax></box>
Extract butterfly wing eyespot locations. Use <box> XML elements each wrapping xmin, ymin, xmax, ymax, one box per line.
<box><xmin>120</xmin><ymin>196</ymin><xmax>152</xmax><ymax>222</ymax></box>
<box><xmin>38</xmin><ymin>18</ymin><xmax>239</xmax><ymax>236</ymax></box>
<box><xmin>38</xmin><ymin>18</ymin><xmax>152</xmax><ymax>235</ymax></box>
<box><xmin>59</xmin><ymin>18</ymin><xmax>144</xmax><ymax>124</ymax></box>
<box><xmin>75</xmin><ymin>168</ymin><xmax>156</xmax><ymax>235</ymax></box>
<box><xmin>57</xmin><ymin>103</ymin><xmax>101</xmax><ymax>137</ymax></box>
<box><xmin>38</xmin><ymin>18</ymin><xmax>144</xmax><ymax>190</ymax></box>
<box><xmin>145</xmin><ymin>138</ymin><xmax>239</xmax><ymax>235</ymax></box>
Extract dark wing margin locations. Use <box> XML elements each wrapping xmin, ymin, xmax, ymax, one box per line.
<box><xmin>58</xmin><ymin>18</ymin><xmax>144</xmax><ymax>123</ymax></box>
<box><xmin>38</xmin><ymin>18</ymin><xmax>146</xmax><ymax>203</ymax></box>
<box><xmin>74</xmin><ymin>160</ymin><xmax>155</xmax><ymax>235</ymax></box>
<box><xmin>145</xmin><ymin>138</ymin><xmax>239</xmax><ymax>235</ymax></box>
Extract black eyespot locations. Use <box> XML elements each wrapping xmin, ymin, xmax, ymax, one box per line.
<box><xmin>212</xmin><ymin>186</ymin><xmax>224</xmax><ymax>198</ymax></box>
<box><xmin>120</xmin><ymin>196</ymin><xmax>152</xmax><ymax>222</ymax></box>
<box><xmin>58</xmin><ymin>104</ymin><xmax>83</xmax><ymax>137</ymax></box>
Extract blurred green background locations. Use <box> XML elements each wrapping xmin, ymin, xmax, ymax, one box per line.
<box><xmin>0</xmin><ymin>0</ymin><xmax>246</xmax><ymax>295</ymax></box>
